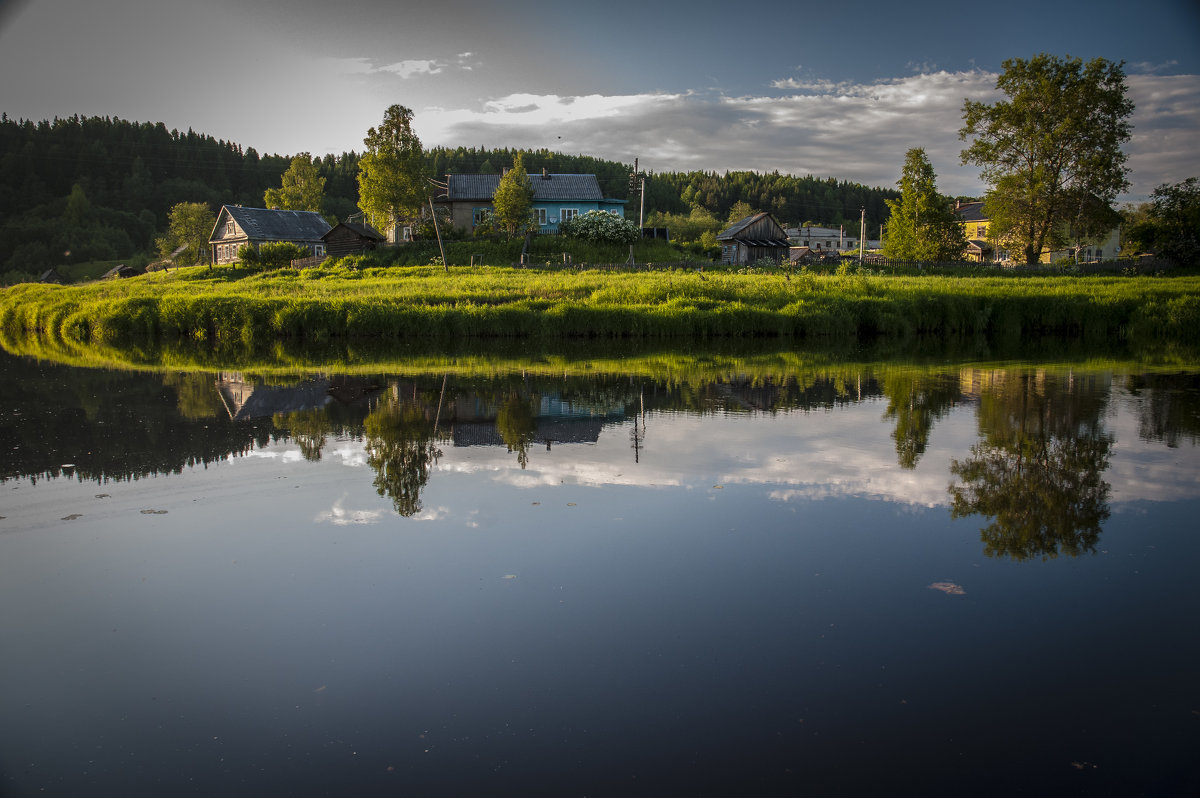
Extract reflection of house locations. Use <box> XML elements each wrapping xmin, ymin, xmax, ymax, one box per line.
<box><xmin>215</xmin><ymin>374</ymin><xmax>334</xmax><ymax>420</ymax></box>
<box><xmin>717</xmin><ymin>213</ymin><xmax>790</xmax><ymax>265</ymax></box>
<box><xmin>434</xmin><ymin>171</ymin><xmax>626</xmax><ymax>233</ymax></box>
<box><xmin>321</xmin><ymin>222</ymin><xmax>385</xmax><ymax>258</ymax></box>
<box><xmin>208</xmin><ymin>205</ymin><xmax>333</xmax><ymax>265</ymax></box>
<box><xmin>451</xmin><ymin>418</ymin><xmax>607</xmax><ymax>448</ymax></box>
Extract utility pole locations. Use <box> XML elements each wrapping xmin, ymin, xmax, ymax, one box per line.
<box><xmin>859</xmin><ymin>208</ymin><xmax>866</xmax><ymax>261</ymax></box>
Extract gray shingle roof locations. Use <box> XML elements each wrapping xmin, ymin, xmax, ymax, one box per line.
<box><xmin>445</xmin><ymin>173</ymin><xmax>605</xmax><ymax>202</ymax></box>
<box><xmin>218</xmin><ymin>206</ymin><xmax>332</xmax><ymax>242</ymax></box>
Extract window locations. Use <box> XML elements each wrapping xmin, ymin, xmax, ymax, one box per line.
<box><xmin>560</xmin><ymin>208</ymin><xmax>578</xmax><ymax>222</ymax></box>
<box><xmin>226</xmin><ymin>220</ymin><xmax>236</xmax><ymax>236</ymax></box>
<box><xmin>401</xmin><ymin>226</ymin><xmax>412</xmax><ymax>242</ymax></box>
<box><xmin>535</xmin><ymin>208</ymin><xmax>547</xmax><ymax>226</ymax></box>
<box><xmin>976</xmin><ymin>224</ymin><xmax>986</xmax><ymax>237</ymax></box>
<box><xmin>472</xmin><ymin>208</ymin><xmax>490</xmax><ymax>227</ymax></box>
<box><xmin>314</xmin><ymin>244</ymin><xmax>326</xmax><ymax>257</ymax></box>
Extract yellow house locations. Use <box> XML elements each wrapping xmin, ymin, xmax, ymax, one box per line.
<box><xmin>954</xmin><ymin>201</ymin><xmax>1003</xmax><ymax>262</ymax></box>
<box><xmin>953</xmin><ymin>200</ymin><xmax>1120</xmax><ymax>264</ymax></box>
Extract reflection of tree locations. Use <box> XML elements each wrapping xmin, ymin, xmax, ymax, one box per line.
<box><xmin>162</xmin><ymin>372</ymin><xmax>226</xmax><ymax>419</ymax></box>
<box><xmin>364</xmin><ymin>399</ymin><xmax>442</xmax><ymax>517</ymax></box>
<box><xmin>881</xmin><ymin>371</ymin><xmax>961</xmax><ymax>469</ymax></box>
<box><xmin>277</xmin><ymin>408</ymin><xmax>333</xmax><ymax>462</ymax></box>
<box><xmin>496</xmin><ymin>393</ymin><xmax>538</xmax><ymax>469</ymax></box>
<box><xmin>949</xmin><ymin>371</ymin><xmax>1113</xmax><ymax>561</ymax></box>
<box><xmin>1124</xmin><ymin>372</ymin><xmax>1200</xmax><ymax>449</ymax></box>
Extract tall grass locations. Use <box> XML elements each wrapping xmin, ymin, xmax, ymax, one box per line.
<box><xmin>3</xmin><ymin>265</ymin><xmax>1199</xmax><ymax>356</ymax></box>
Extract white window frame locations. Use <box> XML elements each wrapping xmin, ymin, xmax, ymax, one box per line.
<box><xmin>535</xmin><ymin>208</ymin><xmax>547</xmax><ymax>226</ymax></box>
<box><xmin>560</xmin><ymin>208</ymin><xmax>579</xmax><ymax>222</ymax></box>
<box><xmin>314</xmin><ymin>244</ymin><xmax>326</xmax><ymax>257</ymax></box>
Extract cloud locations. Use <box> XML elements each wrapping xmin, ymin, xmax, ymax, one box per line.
<box><xmin>322</xmin><ymin>55</ymin><xmax>460</xmax><ymax>79</ymax></box>
<box><xmin>378</xmin><ymin>59</ymin><xmax>444</xmax><ymax>78</ymax></box>
<box><xmin>416</xmin><ymin>69</ymin><xmax>1198</xmax><ymax>199</ymax></box>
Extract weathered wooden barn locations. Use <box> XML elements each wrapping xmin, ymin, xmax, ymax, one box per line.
<box><xmin>716</xmin><ymin>213</ymin><xmax>791</xmax><ymax>265</ymax></box>
<box><xmin>322</xmin><ymin>222</ymin><xmax>386</xmax><ymax>258</ymax></box>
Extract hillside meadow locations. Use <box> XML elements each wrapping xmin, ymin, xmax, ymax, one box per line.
<box><xmin>2</xmin><ymin>264</ymin><xmax>1199</xmax><ymax>360</ymax></box>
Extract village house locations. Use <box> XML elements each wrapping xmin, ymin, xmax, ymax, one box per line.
<box><xmin>716</xmin><ymin>212</ymin><xmax>791</xmax><ymax>265</ymax></box>
<box><xmin>953</xmin><ymin>200</ymin><xmax>1120</xmax><ymax>263</ymax></box>
<box><xmin>786</xmin><ymin>225</ymin><xmax>881</xmax><ymax>253</ymax></box>
<box><xmin>434</xmin><ymin>171</ymin><xmax>626</xmax><ymax>233</ymax></box>
<box><xmin>208</xmin><ymin>205</ymin><xmax>332</xmax><ymax>265</ymax></box>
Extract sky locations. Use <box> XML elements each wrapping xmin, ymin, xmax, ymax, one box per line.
<box><xmin>1</xmin><ymin>0</ymin><xmax>1198</xmax><ymax>201</ymax></box>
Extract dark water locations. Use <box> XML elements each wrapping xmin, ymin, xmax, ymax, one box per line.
<box><xmin>1</xmin><ymin>351</ymin><xmax>1198</xmax><ymax>797</ymax></box>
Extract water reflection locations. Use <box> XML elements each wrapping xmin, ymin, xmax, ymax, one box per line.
<box><xmin>948</xmin><ymin>371</ymin><xmax>1113</xmax><ymax>560</ymax></box>
<box><xmin>3</xmin><ymin>352</ymin><xmax>1199</xmax><ymax>561</ymax></box>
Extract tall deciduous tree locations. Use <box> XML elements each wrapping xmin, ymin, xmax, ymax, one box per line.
<box><xmin>491</xmin><ymin>153</ymin><xmax>535</xmax><ymax>236</ymax></box>
<box><xmin>357</xmin><ymin>105</ymin><xmax>427</xmax><ymax>238</ymax></box>
<box><xmin>960</xmin><ymin>54</ymin><xmax>1133</xmax><ymax>265</ymax></box>
<box><xmin>264</xmin><ymin>153</ymin><xmax>325</xmax><ymax>213</ymax></box>
<box><xmin>882</xmin><ymin>148</ymin><xmax>967</xmax><ymax>261</ymax></box>
<box><xmin>156</xmin><ymin>201</ymin><xmax>215</xmax><ymax>266</ymax></box>
<box><xmin>1126</xmin><ymin>177</ymin><xmax>1200</xmax><ymax>265</ymax></box>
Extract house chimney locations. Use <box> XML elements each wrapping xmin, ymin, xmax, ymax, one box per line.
<box><xmin>542</xmin><ymin>168</ymin><xmax>549</xmax><ymax>179</ymax></box>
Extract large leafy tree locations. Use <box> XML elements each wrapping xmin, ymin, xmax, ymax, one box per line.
<box><xmin>155</xmin><ymin>201</ymin><xmax>215</xmax><ymax>266</ymax></box>
<box><xmin>491</xmin><ymin>153</ymin><xmax>536</xmax><ymax>236</ymax></box>
<box><xmin>264</xmin><ymin>153</ymin><xmax>325</xmax><ymax>213</ymax></box>
<box><xmin>1124</xmin><ymin>177</ymin><xmax>1200</xmax><ymax>265</ymax></box>
<box><xmin>357</xmin><ymin>105</ymin><xmax>427</xmax><ymax>237</ymax></box>
<box><xmin>882</xmin><ymin>148</ymin><xmax>967</xmax><ymax>261</ymax></box>
<box><xmin>960</xmin><ymin>54</ymin><xmax>1133</xmax><ymax>265</ymax></box>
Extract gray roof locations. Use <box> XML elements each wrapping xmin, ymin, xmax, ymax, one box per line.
<box><xmin>214</xmin><ymin>206</ymin><xmax>332</xmax><ymax>243</ymax></box>
<box><xmin>323</xmin><ymin>221</ymin><xmax>385</xmax><ymax>242</ymax></box>
<box><xmin>955</xmin><ymin>201</ymin><xmax>988</xmax><ymax>223</ymax></box>
<box><xmin>717</xmin><ymin>212</ymin><xmax>788</xmax><ymax>244</ymax></box>
<box><xmin>444</xmin><ymin>173</ymin><xmax>605</xmax><ymax>202</ymax></box>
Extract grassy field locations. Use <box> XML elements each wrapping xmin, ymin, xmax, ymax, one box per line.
<box><xmin>2</xmin><ymin>263</ymin><xmax>1199</xmax><ymax>360</ymax></box>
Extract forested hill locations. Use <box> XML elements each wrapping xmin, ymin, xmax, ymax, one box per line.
<box><xmin>0</xmin><ymin>114</ymin><xmax>898</xmax><ymax>279</ymax></box>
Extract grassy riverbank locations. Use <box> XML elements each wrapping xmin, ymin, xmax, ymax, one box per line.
<box><xmin>3</xmin><ymin>263</ymin><xmax>1199</xmax><ymax>355</ymax></box>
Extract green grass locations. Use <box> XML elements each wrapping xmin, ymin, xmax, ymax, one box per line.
<box><xmin>3</xmin><ymin>263</ymin><xmax>1199</xmax><ymax>360</ymax></box>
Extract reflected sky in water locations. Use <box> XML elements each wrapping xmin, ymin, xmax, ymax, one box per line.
<box><xmin>1</xmin><ymin>353</ymin><xmax>1198</xmax><ymax>796</ymax></box>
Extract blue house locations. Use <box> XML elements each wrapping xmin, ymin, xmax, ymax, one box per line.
<box><xmin>436</xmin><ymin>170</ymin><xmax>626</xmax><ymax>233</ymax></box>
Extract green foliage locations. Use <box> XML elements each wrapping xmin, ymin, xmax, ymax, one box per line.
<box><xmin>726</xmin><ymin>200</ymin><xmax>756</xmax><ymax>225</ymax></box>
<box><xmin>492</xmin><ymin>153</ymin><xmax>536</xmax><ymax>236</ymax></box>
<box><xmin>156</xmin><ymin>201</ymin><xmax>215</xmax><ymax>266</ymax></box>
<box><xmin>264</xmin><ymin>153</ymin><xmax>326</xmax><ymax>213</ymax></box>
<box><xmin>357</xmin><ymin>105</ymin><xmax>427</xmax><ymax>236</ymax></box>
<box><xmin>960</xmin><ymin>54</ymin><xmax>1133</xmax><ymax>265</ymax></box>
<box><xmin>645</xmin><ymin>206</ymin><xmax>723</xmax><ymax>246</ymax></box>
<box><xmin>1130</xmin><ymin>178</ymin><xmax>1200</xmax><ymax>266</ymax></box>
<box><xmin>558</xmin><ymin>210</ymin><xmax>640</xmax><ymax>245</ymax></box>
<box><xmin>882</xmin><ymin>148</ymin><xmax>967</xmax><ymax>261</ymax></box>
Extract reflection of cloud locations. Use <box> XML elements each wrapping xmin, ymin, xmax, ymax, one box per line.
<box><xmin>330</xmin><ymin>444</ymin><xmax>367</xmax><ymax>467</ymax></box>
<box><xmin>411</xmin><ymin>506</ymin><xmax>449</xmax><ymax>522</ymax></box>
<box><xmin>315</xmin><ymin>497</ymin><xmax>384</xmax><ymax>526</ymax></box>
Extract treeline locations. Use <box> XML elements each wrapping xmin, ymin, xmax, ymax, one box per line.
<box><xmin>0</xmin><ymin>114</ymin><xmax>899</xmax><ymax>279</ymax></box>
<box><xmin>0</xmin><ymin>115</ymin><xmax>360</xmax><ymax>278</ymax></box>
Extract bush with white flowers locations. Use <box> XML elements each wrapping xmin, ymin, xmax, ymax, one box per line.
<box><xmin>558</xmin><ymin>210</ymin><xmax>641</xmax><ymax>245</ymax></box>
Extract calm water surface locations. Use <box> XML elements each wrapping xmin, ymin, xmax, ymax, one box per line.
<box><xmin>1</xmin><ymin>351</ymin><xmax>1198</xmax><ymax>796</ymax></box>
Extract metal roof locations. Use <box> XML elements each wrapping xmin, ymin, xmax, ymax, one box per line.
<box><xmin>323</xmin><ymin>221</ymin><xmax>385</xmax><ymax>241</ymax></box>
<box><xmin>716</xmin><ymin>212</ymin><xmax>787</xmax><ymax>242</ymax></box>
<box><xmin>214</xmin><ymin>206</ymin><xmax>332</xmax><ymax>243</ymax></box>
<box><xmin>445</xmin><ymin>173</ymin><xmax>605</xmax><ymax>202</ymax></box>
<box><xmin>955</xmin><ymin>202</ymin><xmax>989</xmax><ymax>223</ymax></box>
